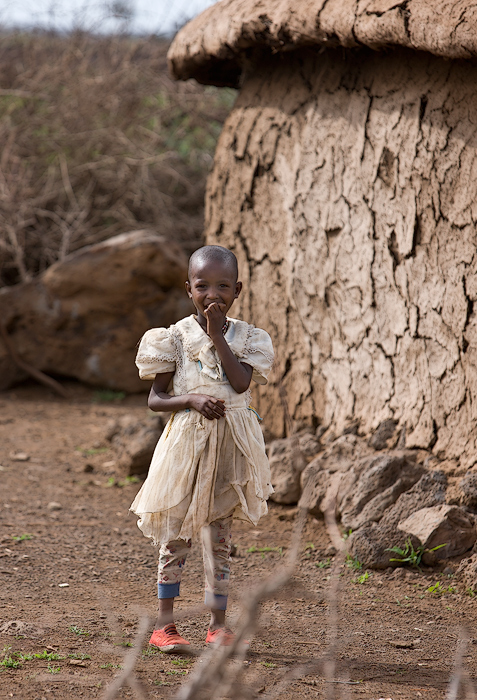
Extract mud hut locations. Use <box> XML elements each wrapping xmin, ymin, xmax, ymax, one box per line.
<box><xmin>169</xmin><ymin>0</ymin><xmax>477</xmax><ymax>469</ymax></box>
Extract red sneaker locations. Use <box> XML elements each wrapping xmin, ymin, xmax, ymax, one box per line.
<box><xmin>206</xmin><ymin>627</ymin><xmax>249</xmax><ymax>648</ymax></box>
<box><xmin>206</xmin><ymin>627</ymin><xmax>235</xmax><ymax>646</ymax></box>
<box><xmin>149</xmin><ymin>624</ymin><xmax>191</xmax><ymax>653</ymax></box>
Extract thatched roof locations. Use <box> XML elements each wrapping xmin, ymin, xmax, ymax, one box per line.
<box><xmin>169</xmin><ymin>0</ymin><xmax>477</xmax><ymax>87</ymax></box>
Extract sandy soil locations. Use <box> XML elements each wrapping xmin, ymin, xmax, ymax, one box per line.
<box><xmin>1</xmin><ymin>381</ymin><xmax>476</xmax><ymax>700</ymax></box>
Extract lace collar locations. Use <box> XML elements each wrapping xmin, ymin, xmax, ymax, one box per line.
<box><xmin>173</xmin><ymin>315</ymin><xmax>253</xmax><ymax>380</ymax></box>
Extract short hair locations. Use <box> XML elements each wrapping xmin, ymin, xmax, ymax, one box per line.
<box><xmin>188</xmin><ymin>245</ymin><xmax>238</xmax><ymax>281</ymax></box>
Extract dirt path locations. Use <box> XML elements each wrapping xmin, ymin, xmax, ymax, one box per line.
<box><xmin>1</xmin><ymin>382</ymin><xmax>476</xmax><ymax>699</ymax></box>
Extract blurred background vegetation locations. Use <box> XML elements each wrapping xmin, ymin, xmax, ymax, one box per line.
<box><xmin>0</xmin><ymin>30</ymin><xmax>235</xmax><ymax>287</ymax></box>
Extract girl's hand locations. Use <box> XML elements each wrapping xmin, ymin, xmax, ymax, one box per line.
<box><xmin>188</xmin><ymin>394</ymin><xmax>226</xmax><ymax>420</ymax></box>
<box><xmin>204</xmin><ymin>302</ymin><xmax>226</xmax><ymax>339</ymax></box>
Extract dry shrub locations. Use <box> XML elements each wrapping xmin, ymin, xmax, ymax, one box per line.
<box><xmin>0</xmin><ymin>30</ymin><xmax>235</xmax><ymax>287</ymax></box>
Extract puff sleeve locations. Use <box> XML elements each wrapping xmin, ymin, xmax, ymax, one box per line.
<box><xmin>243</xmin><ymin>327</ymin><xmax>274</xmax><ymax>385</ymax></box>
<box><xmin>135</xmin><ymin>328</ymin><xmax>176</xmax><ymax>380</ymax></box>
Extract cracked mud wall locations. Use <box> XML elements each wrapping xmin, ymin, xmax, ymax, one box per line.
<box><xmin>205</xmin><ymin>47</ymin><xmax>477</xmax><ymax>468</ymax></box>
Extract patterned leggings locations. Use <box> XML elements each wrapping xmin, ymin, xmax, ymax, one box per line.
<box><xmin>157</xmin><ymin>516</ymin><xmax>232</xmax><ymax>611</ymax></box>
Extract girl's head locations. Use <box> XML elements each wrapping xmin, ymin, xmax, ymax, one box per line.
<box><xmin>186</xmin><ymin>246</ymin><xmax>242</xmax><ymax>319</ymax></box>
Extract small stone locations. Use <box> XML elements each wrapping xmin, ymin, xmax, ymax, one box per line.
<box><xmin>278</xmin><ymin>507</ymin><xmax>298</xmax><ymax>522</ymax></box>
<box><xmin>390</xmin><ymin>640</ymin><xmax>414</xmax><ymax>649</ymax></box>
<box><xmin>9</xmin><ymin>452</ymin><xmax>30</xmax><ymax>462</ymax></box>
<box><xmin>69</xmin><ymin>659</ymin><xmax>87</xmax><ymax>666</ymax></box>
<box><xmin>58</xmin><ymin>583</ymin><xmax>69</xmax><ymax>587</ymax></box>
<box><xmin>47</xmin><ymin>501</ymin><xmax>62</xmax><ymax>511</ymax></box>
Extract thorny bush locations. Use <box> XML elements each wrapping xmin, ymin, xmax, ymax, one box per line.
<box><xmin>0</xmin><ymin>31</ymin><xmax>235</xmax><ymax>287</ymax></box>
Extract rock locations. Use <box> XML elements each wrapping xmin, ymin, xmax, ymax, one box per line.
<box><xmin>299</xmin><ymin>434</ymin><xmax>373</xmax><ymax>516</ymax></box>
<box><xmin>106</xmin><ymin>414</ymin><xmax>164</xmax><ymax>476</ymax></box>
<box><xmin>457</xmin><ymin>554</ymin><xmax>477</xmax><ymax>592</ymax></box>
<box><xmin>348</xmin><ymin>523</ymin><xmax>422</xmax><ymax>570</ymax></box>
<box><xmin>0</xmin><ymin>620</ymin><xmax>36</xmax><ymax>635</ymax></box>
<box><xmin>342</xmin><ymin>420</ymin><xmax>359</xmax><ymax>436</ymax></box>
<box><xmin>298</xmin><ymin>432</ymin><xmax>322</xmax><ymax>460</ymax></box>
<box><xmin>9</xmin><ymin>452</ymin><xmax>29</xmax><ymax>462</ymax></box>
<box><xmin>47</xmin><ymin>501</ymin><xmax>62</xmax><ymax>511</ymax></box>
<box><xmin>398</xmin><ymin>505</ymin><xmax>476</xmax><ymax>559</ymax></box>
<box><xmin>268</xmin><ymin>436</ymin><xmax>307</xmax><ymax>504</ymax></box>
<box><xmin>389</xmin><ymin>640</ymin><xmax>414</xmax><ymax>649</ymax></box>
<box><xmin>0</xmin><ymin>230</ymin><xmax>192</xmax><ymax>392</ymax></box>
<box><xmin>299</xmin><ymin>439</ymin><xmax>423</xmax><ymax>528</ymax></box>
<box><xmin>348</xmin><ymin>471</ymin><xmax>448</xmax><ymax>569</ymax></box>
<box><xmin>339</xmin><ymin>452</ymin><xmax>424</xmax><ymax>530</ymax></box>
<box><xmin>277</xmin><ymin>507</ymin><xmax>298</xmax><ymax>522</ymax></box>
<box><xmin>368</xmin><ymin>420</ymin><xmax>398</xmax><ymax>451</ymax></box>
<box><xmin>380</xmin><ymin>471</ymin><xmax>448</xmax><ymax>528</ymax></box>
<box><xmin>458</xmin><ymin>472</ymin><xmax>477</xmax><ymax>509</ymax></box>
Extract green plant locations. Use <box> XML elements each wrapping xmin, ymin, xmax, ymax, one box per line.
<box><xmin>165</xmin><ymin>669</ymin><xmax>187</xmax><ymax>675</ymax></box>
<box><xmin>142</xmin><ymin>647</ymin><xmax>159</xmax><ymax>657</ymax></box>
<box><xmin>247</xmin><ymin>545</ymin><xmax>283</xmax><ymax>556</ymax></box>
<box><xmin>0</xmin><ymin>646</ymin><xmax>22</xmax><ymax>669</ymax></box>
<box><xmin>12</xmin><ymin>533</ymin><xmax>33</xmax><ymax>541</ymax></box>
<box><xmin>47</xmin><ymin>664</ymin><xmax>60</xmax><ymax>674</ymax></box>
<box><xmin>386</xmin><ymin>538</ymin><xmax>446</xmax><ymax>570</ymax></box>
<box><xmin>316</xmin><ymin>558</ymin><xmax>332</xmax><ymax>569</ymax></box>
<box><xmin>354</xmin><ymin>571</ymin><xmax>371</xmax><ymax>584</ymax></box>
<box><xmin>261</xmin><ymin>662</ymin><xmax>277</xmax><ymax>668</ymax></box>
<box><xmin>34</xmin><ymin>650</ymin><xmax>64</xmax><ymax>661</ymax></box>
<box><xmin>466</xmin><ymin>588</ymin><xmax>476</xmax><ymax>597</ymax></box>
<box><xmin>346</xmin><ymin>554</ymin><xmax>363</xmax><ymax>571</ymax></box>
<box><xmin>117</xmin><ymin>476</ymin><xmax>140</xmax><ymax>487</ymax></box>
<box><xmin>342</xmin><ymin>528</ymin><xmax>353</xmax><ymax>541</ymax></box>
<box><xmin>69</xmin><ymin>625</ymin><xmax>90</xmax><ymax>636</ymax></box>
<box><xmin>100</xmin><ymin>663</ymin><xmax>122</xmax><ymax>669</ymax></box>
<box><xmin>426</xmin><ymin>581</ymin><xmax>455</xmax><ymax>595</ymax></box>
<box><xmin>68</xmin><ymin>653</ymin><xmax>91</xmax><ymax>660</ymax></box>
<box><xmin>171</xmin><ymin>659</ymin><xmax>192</xmax><ymax>667</ymax></box>
<box><xmin>75</xmin><ymin>446</ymin><xmax>108</xmax><ymax>456</ymax></box>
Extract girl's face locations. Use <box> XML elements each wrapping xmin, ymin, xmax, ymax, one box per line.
<box><xmin>186</xmin><ymin>259</ymin><xmax>242</xmax><ymax>323</ymax></box>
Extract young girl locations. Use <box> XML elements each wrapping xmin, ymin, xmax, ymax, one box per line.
<box><xmin>130</xmin><ymin>245</ymin><xmax>274</xmax><ymax>653</ymax></box>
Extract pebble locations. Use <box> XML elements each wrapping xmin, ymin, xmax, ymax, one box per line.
<box><xmin>47</xmin><ymin>501</ymin><xmax>62</xmax><ymax>511</ymax></box>
<box><xmin>9</xmin><ymin>452</ymin><xmax>30</xmax><ymax>462</ymax></box>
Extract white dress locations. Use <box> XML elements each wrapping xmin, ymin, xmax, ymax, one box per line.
<box><xmin>130</xmin><ymin>314</ymin><xmax>275</xmax><ymax>545</ymax></box>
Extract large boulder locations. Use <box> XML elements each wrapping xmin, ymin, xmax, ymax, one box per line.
<box><xmin>348</xmin><ymin>471</ymin><xmax>448</xmax><ymax>568</ymax></box>
<box><xmin>0</xmin><ymin>231</ymin><xmax>192</xmax><ymax>392</ymax></box>
<box><xmin>268</xmin><ymin>433</ymin><xmax>320</xmax><ymax>504</ymax></box>
<box><xmin>298</xmin><ymin>434</ymin><xmax>373</xmax><ymax>514</ymax></box>
<box><xmin>106</xmin><ymin>414</ymin><xmax>165</xmax><ymax>476</ymax></box>
<box><xmin>398</xmin><ymin>505</ymin><xmax>476</xmax><ymax>559</ymax></box>
<box><xmin>298</xmin><ymin>433</ymin><xmax>423</xmax><ymax>529</ymax></box>
<box><xmin>339</xmin><ymin>452</ymin><xmax>425</xmax><ymax>530</ymax></box>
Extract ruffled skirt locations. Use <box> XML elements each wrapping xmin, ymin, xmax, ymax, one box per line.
<box><xmin>129</xmin><ymin>408</ymin><xmax>273</xmax><ymax>544</ymax></box>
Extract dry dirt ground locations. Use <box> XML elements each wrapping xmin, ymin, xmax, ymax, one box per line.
<box><xmin>1</xmin><ymin>382</ymin><xmax>477</xmax><ymax>700</ymax></box>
